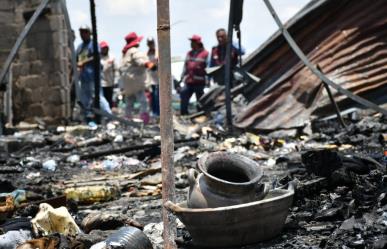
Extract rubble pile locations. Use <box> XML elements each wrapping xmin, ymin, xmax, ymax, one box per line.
<box><xmin>0</xmin><ymin>113</ymin><xmax>385</xmax><ymax>248</ymax></box>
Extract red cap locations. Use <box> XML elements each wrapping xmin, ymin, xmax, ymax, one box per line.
<box><xmin>100</xmin><ymin>41</ymin><xmax>109</xmax><ymax>48</ymax></box>
<box><xmin>122</xmin><ymin>32</ymin><xmax>144</xmax><ymax>54</ymax></box>
<box><xmin>189</xmin><ymin>34</ymin><xmax>202</xmax><ymax>43</ymax></box>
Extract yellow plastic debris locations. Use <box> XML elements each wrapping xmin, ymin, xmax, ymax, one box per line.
<box><xmin>31</xmin><ymin>203</ymin><xmax>82</xmax><ymax>236</ymax></box>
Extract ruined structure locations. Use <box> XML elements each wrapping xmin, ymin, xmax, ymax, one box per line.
<box><xmin>236</xmin><ymin>0</ymin><xmax>387</xmax><ymax>130</ymax></box>
<box><xmin>0</xmin><ymin>0</ymin><xmax>71</xmax><ymax>124</ymax></box>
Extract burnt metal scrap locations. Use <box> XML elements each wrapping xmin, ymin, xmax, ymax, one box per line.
<box><xmin>236</xmin><ymin>0</ymin><xmax>387</xmax><ymax>130</ymax></box>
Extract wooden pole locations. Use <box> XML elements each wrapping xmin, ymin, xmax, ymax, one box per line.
<box><xmin>156</xmin><ymin>0</ymin><xmax>177</xmax><ymax>248</ymax></box>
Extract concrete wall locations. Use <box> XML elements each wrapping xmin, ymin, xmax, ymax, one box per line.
<box><xmin>0</xmin><ymin>0</ymin><xmax>71</xmax><ymax>124</ymax></box>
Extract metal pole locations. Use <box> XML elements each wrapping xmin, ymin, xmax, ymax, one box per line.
<box><xmin>89</xmin><ymin>0</ymin><xmax>101</xmax><ymax>123</ymax></box>
<box><xmin>316</xmin><ymin>65</ymin><xmax>347</xmax><ymax>129</ymax></box>
<box><xmin>237</xmin><ymin>29</ymin><xmax>243</xmax><ymax>68</ymax></box>
<box><xmin>262</xmin><ymin>0</ymin><xmax>387</xmax><ymax>116</ymax></box>
<box><xmin>0</xmin><ymin>0</ymin><xmax>51</xmax><ymax>88</ymax></box>
<box><xmin>4</xmin><ymin>67</ymin><xmax>12</xmax><ymax>126</ymax></box>
<box><xmin>225</xmin><ymin>0</ymin><xmax>235</xmax><ymax>132</ymax></box>
<box><xmin>156</xmin><ymin>0</ymin><xmax>177</xmax><ymax>248</ymax></box>
<box><xmin>7</xmin><ymin>68</ymin><xmax>12</xmax><ymax>125</ymax></box>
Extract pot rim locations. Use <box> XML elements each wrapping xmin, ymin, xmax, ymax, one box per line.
<box><xmin>198</xmin><ymin>152</ymin><xmax>263</xmax><ymax>187</ymax></box>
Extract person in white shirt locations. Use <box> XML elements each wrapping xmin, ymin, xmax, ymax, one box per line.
<box><xmin>145</xmin><ymin>37</ymin><xmax>159</xmax><ymax>116</ymax></box>
<box><xmin>119</xmin><ymin>32</ymin><xmax>155</xmax><ymax>124</ymax></box>
<box><xmin>100</xmin><ymin>41</ymin><xmax>116</xmax><ymax>108</ymax></box>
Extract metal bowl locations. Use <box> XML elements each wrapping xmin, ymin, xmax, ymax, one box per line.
<box><xmin>165</xmin><ymin>184</ymin><xmax>294</xmax><ymax>248</ymax></box>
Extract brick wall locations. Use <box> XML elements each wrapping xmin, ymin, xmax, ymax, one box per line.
<box><xmin>0</xmin><ymin>0</ymin><xmax>71</xmax><ymax>124</ymax></box>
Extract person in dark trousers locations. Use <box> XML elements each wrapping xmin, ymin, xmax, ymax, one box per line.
<box><xmin>100</xmin><ymin>41</ymin><xmax>116</xmax><ymax>108</ymax></box>
<box><xmin>179</xmin><ymin>35</ymin><xmax>209</xmax><ymax>116</ymax></box>
<box><xmin>145</xmin><ymin>37</ymin><xmax>160</xmax><ymax>117</ymax></box>
<box><xmin>210</xmin><ymin>28</ymin><xmax>239</xmax><ymax>67</ymax></box>
<box><xmin>76</xmin><ymin>25</ymin><xmax>111</xmax><ymax>122</ymax></box>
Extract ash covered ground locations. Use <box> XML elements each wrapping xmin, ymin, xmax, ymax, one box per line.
<box><xmin>0</xmin><ymin>113</ymin><xmax>386</xmax><ymax>249</ymax></box>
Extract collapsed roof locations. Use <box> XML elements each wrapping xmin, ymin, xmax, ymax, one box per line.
<box><xmin>235</xmin><ymin>0</ymin><xmax>387</xmax><ymax>130</ymax></box>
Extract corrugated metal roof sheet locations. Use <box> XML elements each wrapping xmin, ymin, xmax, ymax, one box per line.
<box><xmin>235</xmin><ymin>0</ymin><xmax>387</xmax><ymax>130</ymax></box>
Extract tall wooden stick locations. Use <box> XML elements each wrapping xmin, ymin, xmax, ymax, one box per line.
<box><xmin>156</xmin><ymin>0</ymin><xmax>177</xmax><ymax>248</ymax></box>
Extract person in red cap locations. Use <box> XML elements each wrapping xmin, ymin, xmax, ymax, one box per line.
<box><xmin>179</xmin><ymin>34</ymin><xmax>209</xmax><ymax>115</ymax></box>
<box><xmin>100</xmin><ymin>41</ymin><xmax>117</xmax><ymax>108</ymax></box>
<box><xmin>118</xmin><ymin>32</ymin><xmax>155</xmax><ymax>124</ymax></box>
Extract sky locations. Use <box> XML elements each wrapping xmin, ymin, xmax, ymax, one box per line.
<box><xmin>66</xmin><ymin>0</ymin><xmax>309</xmax><ymax>60</ymax></box>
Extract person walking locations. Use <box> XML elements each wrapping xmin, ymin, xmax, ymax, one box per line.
<box><xmin>100</xmin><ymin>41</ymin><xmax>116</xmax><ymax>108</ymax></box>
<box><xmin>179</xmin><ymin>35</ymin><xmax>209</xmax><ymax>115</ymax></box>
<box><xmin>76</xmin><ymin>25</ymin><xmax>111</xmax><ymax>122</ymax></box>
<box><xmin>119</xmin><ymin>32</ymin><xmax>155</xmax><ymax>124</ymax></box>
<box><xmin>145</xmin><ymin>37</ymin><xmax>160</xmax><ymax>117</ymax></box>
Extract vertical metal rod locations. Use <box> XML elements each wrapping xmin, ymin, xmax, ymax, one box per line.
<box><xmin>225</xmin><ymin>0</ymin><xmax>235</xmax><ymax>132</ymax></box>
<box><xmin>156</xmin><ymin>0</ymin><xmax>177</xmax><ymax>248</ymax></box>
<box><xmin>89</xmin><ymin>0</ymin><xmax>101</xmax><ymax>123</ymax></box>
<box><xmin>237</xmin><ymin>29</ymin><xmax>243</xmax><ymax>68</ymax></box>
<box><xmin>6</xmin><ymin>67</ymin><xmax>12</xmax><ymax>126</ymax></box>
<box><xmin>316</xmin><ymin>65</ymin><xmax>347</xmax><ymax>129</ymax></box>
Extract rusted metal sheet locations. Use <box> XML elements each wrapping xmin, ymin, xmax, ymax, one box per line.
<box><xmin>236</xmin><ymin>0</ymin><xmax>387</xmax><ymax>130</ymax></box>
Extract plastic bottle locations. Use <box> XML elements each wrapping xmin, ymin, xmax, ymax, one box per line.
<box><xmin>65</xmin><ymin>185</ymin><xmax>120</xmax><ymax>204</ymax></box>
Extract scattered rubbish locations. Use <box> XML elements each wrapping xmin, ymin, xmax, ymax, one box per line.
<box><xmin>66</xmin><ymin>155</ymin><xmax>80</xmax><ymax>163</ymax></box>
<box><xmin>0</xmin><ymin>196</ymin><xmax>15</xmax><ymax>220</ymax></box>
<box><xmin>143</xmin><ymin>222</ymin><xmax>163</xmax><ymax>246</ymax></box>
<box><xmin>0</xmin><ymin>217</ymin><xmax>32</xmax><ymax>234</ymax></box>
<box><xmin>16</xmin><ymin>236</ymin><xmax>62</xmax><ymax>249</ymax></box>
<box><xmin>0</xmin><ymin>230</ymin><xmax>31</xmax><ymax>249</ymax></box>
<box><xmin>26</xmin><ymin>172</ymin><xmax>40</xmax><ymax>179</ymax></box>
<box><xmin>90</xmin><ymin>226</ymin><xmax>153</xmax><ymax>249</ymax></box>
<box><xmin>20</xmin><ymin>157</ymin><xmax>41</xmax><ymax>169</ymax></box>
<box><xmin>81</xmin><ymin>212</ymin><xmax>142</xmax><ymax>233</ymax></box>
<box><xmin>31</xmin><ymin>203</ymin><xmax>82</xmax><ymax>236</ymax></box>
<box><xmin>0</xmin><ymin>190</ymin><xmax>26</xmax><ymax>207</ymax></box>
<box><xmin>301</xmin><ymin>149</ymin><xmax>379</xmax><ymax>177</ymax></box>
<box><xmin>113</xmin><ymin>134</ymin><xmax>124</xmax><ymax>143</ymax></box>
<box><xmin>65</xmin><ymin>185</ymin><xmax>120</xmax><ymax>204</ymax></box>
<box><xmin>42</xmin><ymin>160</ymin><xmax>57</xmax><ymax>172</ymax></box>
